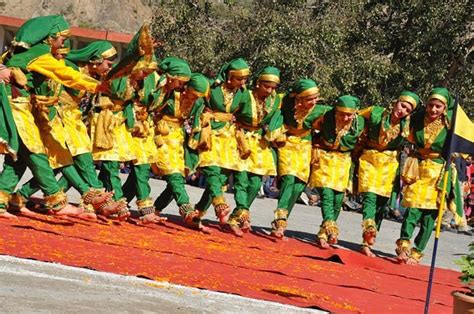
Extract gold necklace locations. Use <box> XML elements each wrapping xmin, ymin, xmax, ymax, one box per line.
<box><xmin>378</xmin><ymin>112</ymin><xmax>400</xmax><ymax>146</ymax></box>
<box><xmin>222</xmin><ymin>86</ymin><xmax>236</xmax><ymax>113</ymax></box>
<box><xmin>423</xmin><ymin>116</ymin><xmax>444</xmax><ymax>147</ymax></box>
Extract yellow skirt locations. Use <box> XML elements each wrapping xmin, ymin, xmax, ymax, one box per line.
<box><xmin>40</xmin><ymin>113</ymin><xmax>73</xmax><ymax>169</ymax></box>
<box><xmin>132</xmin><ymin>120</ymin><xmax>159</xmax><ymax>165</ymax></box>
<box><xmin>278</xmin><ymin>136</ymin><xmax>311</xmax><ymax>182</ymax></box>
<box><xmin>153</xmin><ymin>125</ymin><xmax>185</xmax><ymax>176</ymax></box>
<box><xmin>8</xmin><ymin>97</ymin><xmax>45</xmax><ymax>154</ymax></box>
<box><xmin>402</xmin><ymin>159</ymin><xmax>443</xmax><ymax>210</ymax></box>
<box><xmin>309</xmin><ymin>149</ymin><xmax>351</xmax><ymax>192</ymax></box>
<box><xmin>238</xmin><ymin>132</ymin><xmax>276</xmax><ymax>176</ymax></box>
<box><xmin>90</xmin><ymin>112</ymin><xmax>136</xmax><ymax>162</ymax></box>
<box><xmin>58</xmin><ymin>105</ymin><xmax>91</xmax><ymax>157</ymax></box>
<box><xmin>358</xmin><ymin>149</ymin><xmax>399</xmax><ymax>197</ymax></box>
<box><xmin>199</xmin><ymin>124</ymin><xmax>240</xmax><ymax>171</ymax></box>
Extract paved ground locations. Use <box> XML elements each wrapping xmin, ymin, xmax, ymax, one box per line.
<box><xmin>0</xmin><ymin>255</ymin><xmax>323</xmax><ymax>313</ymax></box>
<box><xmin>1</xmin><ymin>159</ymin><xmax>471</xmax><ymax>312</ymax></box>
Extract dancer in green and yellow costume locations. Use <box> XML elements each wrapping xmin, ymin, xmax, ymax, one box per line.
<box><xmin>309</xmin><ymin>95</ymin><xmax>365</xmax><ymax>249</ymax></box>
<box><xmin>13</xmin><ymin>40</ymin><xmax>126</xmax><ymax>219</ymax></box>
<box><xmin>89</xmin><ymin>25</ymin><xmax>153</xmax><ymax>216</ymax></box>
<box><xmin>270</xmin><ymin>79</ymin><xmax>329</xmax><ymax>238</ymax></box>
<box><xmin>120</xmin><ymin>55</ymin><xmax>163</xmax><ymax>223</ymax></box>
<box><xmin>152</xmin><ymin>70</ymin><xmax>212</xmax><ymax>231</ymax></box>
<box><xmin>395</xmin><ymin>87</ymin><xmax>464</xmax><ymax>264</ymax></box>
<box><xmin>192</xmin><ymin>58</ymin><xmax>250</xmax><ymax>225</ymax></box>
<box><xmin>227</xmin><ymin>66</ymin><xmax>285</xmax><ymax>236</ymax></box>
<box><xmin>357</xmin><ymin>91</ymin><xmax>418</xmax><ymax>257</ymax></box>
<box><xmin>0</xmin><ymin>15</ymin><xmax>107</xmax><ymax>217</ymax></box>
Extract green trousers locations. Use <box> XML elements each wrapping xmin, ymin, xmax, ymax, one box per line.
<box><xmin>277</xmin><ymin>175</ymin><xmax>306</xmax><ymax>216</ymax></box>
<box><xmin>98</xmin><ymin>161</ymin><xmax>123</xmax><ymax>201</ymax></box>
<box><xmin>195</xmin><ymin>166</ymin><xmax>229</xmax><ymax>212</ymax></box>
<box><xmin>361</xmin><ymin>192</ymin><xmax>389</xmax><ymax>230</ymax></box>
<box><xmin>17</xmin><ymin>164</ymin><xmax>90</xmax><ymax>198</ymax></box>
<box><xmin>0</xmin><ymin>143</ymin><xmax>60</xmax><ymax>208</ymax></box>
<box><xmin>154</xmin><ymin>173</ymin><xmax>190</xmax><ymax>211</ymax></box>
<box><xmin>317</xmin><ymin>187</ymin><xmax>345</xmax><ymax>222</ymax></box>
<box><xmin>399</xmin><ymin>208</ymin><xmax>438</xmax><ymax>252</ymax></box>
<box><xmin>122</xmin><ymin>163</ymin><xmax>151</xmax><ymax>203</ymax></box>
<box><xmin>232</xmin><ymin>170</ymin><xmax>262</xmax><ymax>212</ymax></box>
<box><xmin>72</xmin><ymin>153</ymin><xmax>103</xmax><ymax>189</ymax></box>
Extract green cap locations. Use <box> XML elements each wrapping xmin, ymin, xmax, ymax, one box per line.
<box><xmin>256</xmin><ymin>66</ymin><xmax>280</xmax><ymax>84</ymax></box>
<box><xmin>428</xmin><ymin>87</ymin><xmax>453</xmax><ymax>110</ymax></box>
<box><xmin>66</xmin><ymin>41</ymin><xmax>117</xmax><ymax>64</ymax></box>
<box><xmin>290</xmin><ymin>79</ymin><xmax>320</xmax><ymax>98</ymax></box>
<box><xmin>159</xmin><ymin>56</ymin><xmax>191</xmax><ymax>81</ymax></box>
<box><xmin>215</xmin><ymin>58</ymin><xmax>250</xmax><ymax>84</ymax></box>
<box><xmin>336</xmin><ymin>95</ymin><xmax>360</xmax><ymax>113</ymax></box>
<box><xmin>398</xmin><ymin>90</ymin><xmax>420</xmax><ymax>109</ymax></box>
<box><xmin>12</xmin><ymin>15</ymin><xmax>70</xmax><ymax>49</ymax></box>
<box><xmin>187</xmin><ymin>73</ymin><xmax>210</xmax><ymax>98</ymax></box>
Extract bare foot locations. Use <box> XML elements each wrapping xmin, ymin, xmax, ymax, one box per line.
<box><xmin>216</xmin><ymin>205</ymin><xmax>231</xmax><ymax>225</ymax></box>
<box><xmin>363</xmin><ymin>230</ymin><xmax>376</xmax><ymax>246</ymax></box>
<box><xmin>270</xmin><ymin>227</ymin><xmax>283</xmax><ymax>239</ymax></box>
<box><xmin>198</xmin><ymin>223</ymin><xmax>212</xmax><ymax>234</ymax></box>
<box><xmin>53</xmin><ymin>204</ymin><xmax>84</xmax><ymax>216</ymax></box>
<box><xmin>327</xmin><ymin>234</ymin><xmax>338</xmax><ymax>245</ymax></box>
<box><xmin>90</xmin><ymin>191</ymin><xmax>113</xmax><ymax>208</ymax></box>
<box><xmin>396</xmin><ymin>251</ymin><xmax>409</xmax><ymax>264</ymax></box>
<box><xmin>18</xmin><ymin>206</ymin><xmax>37</xmax><ymax>216</ymax></box>
<box><xmin>361</xmin><ymin>246</ymin><xmax>376</xmax><ymax>257</ymax></box>
<box><xmin>406</xmin><ymin>257</ymin><xmax>419</xmax><ymax>265</ymax></box>
<box><xmin>228</xmin><ymin>224</ymin><xmax>244</xmax><ymax>237</ymax></box>
<box><xmin>78</xmin><ymin>212</ymin><xmax>98</xmax><ymax>221</ymax></box>
<box><xmin>139</xmin><ymin>213</ymin><xmax>166</xmax><ymax>225</ymax></box>
<box><xmin>241</xmin><ymin>220</ymin><xmax>252</xmax><ymax>233</ymax></box>
<box><xmin>0</xmin><ymin>211</ymin><xmax>18</xmax><ymax>219</ymax></box>
<box><xmin>316</xmin><ymin>238</ymin><xmax>330</xmax><ymax>249</ymax></box>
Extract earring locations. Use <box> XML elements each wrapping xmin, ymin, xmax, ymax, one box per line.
<box><xmin>256</xmin><ymin>84</ymin><xmax>259</xmax><ymax>88</ymax></box>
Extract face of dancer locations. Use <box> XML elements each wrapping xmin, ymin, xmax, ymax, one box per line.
<box><xmin>167</xmin><ymin>77</ymin><xmax>187</xmax><ymax>92</ymax></box>
<box><xmin>297</xmin><ymin>94</ymin><xmax>319</xmax><ymax>110</ymax></box>
<box><xmin>49</xmin><ymin>35</ymin><xmax>68</xmax><ymax>52</ymax></box>
<box><xmin>335</xmin><ymin>111</ymin><xmax>355</xmax><ymax>124</ymax></box>
<box><xmin>91</xmin><ymin>59</ymin><xmax>115</xmax><ymax>76</ymax></box>
<box><xmin>227</xmin><ymin>75</ymin><xmax>248</xmax><ymax>90</ymax></box>
<box><xmin>426</xmin><ymin>98</ymin><xmax>446</xmax><ymax>122</ymax></box>
<box><xmin>255</xmin><ymin>80</ymin><xmax>278</xmax><ymax>99</ymax></box>
<box><xmin>391</xmin><ymin>100</ymin><xmax>414</xmax><ymax>122</ymax></box>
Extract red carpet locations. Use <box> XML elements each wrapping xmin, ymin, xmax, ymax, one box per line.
<box><xmin>0</xmin><ymin>213</ymin><xmax>462</xmax><ymax>313</ymax></box>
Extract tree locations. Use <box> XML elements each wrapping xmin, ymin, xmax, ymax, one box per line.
<box><xmin>149</xmin><ymin>0</ymin><xmax>473</xmax><ymax>114</ymax></box>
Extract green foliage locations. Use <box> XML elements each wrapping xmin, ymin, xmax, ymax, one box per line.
<box><xmin>454</xmin><ymin>242</ymin><xmax>474</xmax><ymax>293</ymax></box>
<box><xmin>150</xmin><ymin>0</ymin><xmax>473</xmax><ymax>114</ymax></box>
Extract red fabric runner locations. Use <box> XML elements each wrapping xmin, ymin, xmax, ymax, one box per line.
<box><xmin>0</xmin><ymin>214</ymin><xmax>461</xmax><ymax>313</ymax></box>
